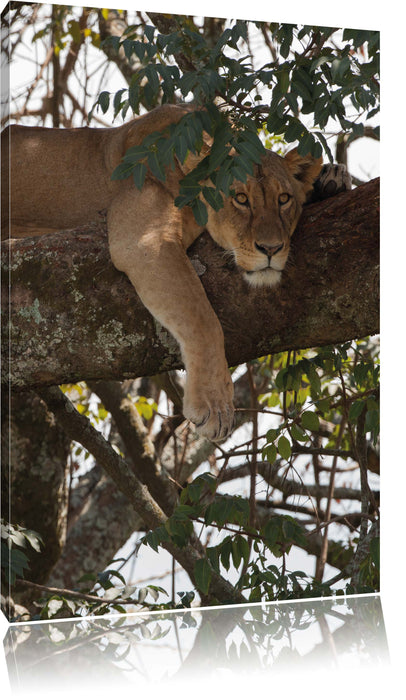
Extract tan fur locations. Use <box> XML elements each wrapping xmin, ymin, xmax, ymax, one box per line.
<box><xmin>1</xmin><ymin>104</ymin><xmax>322</xmax><ymax>440</ymax></box>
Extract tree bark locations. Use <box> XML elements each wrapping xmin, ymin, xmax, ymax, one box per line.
<box><xmin>1</xmin><ymin>390</ymin><xmax>71</xmax><ymax>598</ymax></box>
<box><xmin>1</xmin><ymin>178</ymin><xmax>379</xmax><ymax>391</ymax></box>
<box><xmin>46</xmin><ymin>471</ymin><xmax>144</xmax><ymax>590</ymax></box>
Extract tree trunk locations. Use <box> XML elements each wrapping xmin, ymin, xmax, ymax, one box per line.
<box><xmin>1</xmin><ymin>389</ymin><xmax>71</xmax><ymax>613</ymax></box>
<box><xmin>47</xmin><ymin>471</ymin><xmax>144</xmax><ymax>590</ymax></box>
<box><xmin>1</xmin><ymin>178</ymin><xmax>379</xmax><ymax>392</ymax></box>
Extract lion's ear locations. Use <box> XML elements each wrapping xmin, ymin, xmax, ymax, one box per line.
<box><xmin>284</xmin><ymin>148</ymin><xmax>323</xmax><ymax>194</ymax></box>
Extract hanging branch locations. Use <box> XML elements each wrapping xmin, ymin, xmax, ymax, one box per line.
<box><xmin>36</xmin><ymin>385</ymin><xmax>245</xmax><ymax>604</ymax></box>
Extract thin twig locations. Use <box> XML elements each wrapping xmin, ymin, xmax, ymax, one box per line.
<box><xmin>15</xmin><ymin>578</ymin><xmax>151</xmax><ymax>609</ymax></box>
<box><xmin>315</xmin><ymin>416</ymin><xmax>346</xmax><ymax>581</ymax></box>
<box><xmin>247</xmin><ymin>363</ymin><xmax>258</xmax><ymax>529</ymax></box>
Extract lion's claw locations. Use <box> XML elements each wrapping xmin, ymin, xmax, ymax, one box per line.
<box><xmin>184</xmin><ymin>385</ymin><xmax>234</xmax><ymax>442</ymax></box>
<box><xmin>311</xmin><ymin>163</ymin><xmax>352</xmax><ymax>201</ymax></box>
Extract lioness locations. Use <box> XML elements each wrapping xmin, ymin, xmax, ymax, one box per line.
<box><xmin>1</xmin><ymin>104</ymin><xmax>350</xmax><ymax>441</ymax></box>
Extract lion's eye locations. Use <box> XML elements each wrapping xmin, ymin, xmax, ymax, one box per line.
<box><xmin>279</xmin><ymin>193</ymin><xmax>291</xmax><ymax>205</ymax></box>
<box><xmin>234</xmin><ymin>192</ymin><xmax>249</xmax><ymax>206</ymax></box>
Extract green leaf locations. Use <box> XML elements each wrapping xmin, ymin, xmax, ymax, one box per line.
<box><xmin>237</xmin><ymin>129</ymin><xmax>266</xmax><ymax>159</ymax></box>
<box><xmin>235</xmin><ymin>535</ymin><xmax>250</xmax><ymax>568</ymax></box>
<box><xmin>278</xmin><ymin>69</ymin><xmax>290</xmax><ymax>94</ymax></box>
<box><xmin>111</xmin><ymin>161</ymin><xmax>134</xmax><ymax>181</ymax></box>
<box><xmin>130</xmin><ymin>40</ymin><xmax>145</xmax><ymax>63</ymax></box>
<box><xmin>194</xmin><ymin>558</ymin><xmax>212</xmax><ymax>595</ymax></box>
<box><xmin>231</xmin><ymin>538</ymin><xmax>243</xmax><ymax>570</ymax></box>
<box><xmin>144</xmin><ymin>24</ymin><xmax>156</xmax><ymax>42</ymax></box>
<box><xmin>264</xmin><ymin>518</ymin><xmax>280</xmax><ymax>549</ymax></box>
<box><xmin>113</xmin><ymin>88</ymin><xmax>127</xmax><ymax>117</ymax></box>
<box><xmin>206</xmin><ymin>546</ymin><xmax>220</xmax><ymax>574</ymax></box>
<box><xmin>263</xmin><ymin>443</ymin><xmax>277</xmax><ymax>463</ymax></box>
<box><xmin>315</xmin><ymin>131</ymin><xmax>334</xmax><ymax>162</ymax></box>
<box><xmin>148</xmin><ymin>584</ymin><xmax>168</xmax><ymax>598</ymax></box>
<box><xmin>128</xmin><ymin>77</ymin><xmax>140</xmax><ymax>112</ymax></box>
<box><xmin>202</xmin><ymin>186</ymin><xmax>223</xmax><ymax>211</ymax></box>
<box><xmin>266</xmin><ymin>110</ymin><xmax>286</xmax><ymax>135</ymax></box>
<box><xmin>277</xmin><ymin>435</ymin><xmax>291</xmax><ymax>460</ymax></box>
<box><xmin>284</xmin><ymin>118</ymin><xmax>305</xmax><ymax>143</ymax></box>
<box><xmin>143</xmin><ymin>530</ymin><xmax>160</xmax><ymax>552</ymax></box>
<box><xmin>180</xmin><ymin>72</ymin><xmax>198</xmax><ymax>97</ymax></box>
<box><xmin>144</xmin><ymin>64</ymin><xmax>160</xmax><ymax>95</ymax></box>
<box><xmin>98</xmin><ymin>568</ymin><xmax>126</xmax><ymax>587</ymax></box>
<box><xmin>290</xmin><ymin>424</ymin><xmax>308</xmax><ymax>443</ymax></box>
<box><xmin>220</xmin><ymin>537</ymin><xmax>233</xmax><ymax>571</ymax></box>
<box><xmin>366</xmin><ymin>397</ymin><xmax>379</xmax><ymax>411</ymax></box>
<box><xmin>231</xmin><ymin>153</ymin><xmax>254</xmax><ymax>182</ymax></box>
<box><xmin>308</xmin><ymin>365</ymin><xmax>321</xmax><ymax>395</ymax></box>
<box><xmin>370</xmin><ymin>537</ymin><xmax>380</xmax><ymax>568</ymax></box>
<box><xmin>279</xmin><ymin>26</ymin><xmax>294</xmax><ymax>59</ymax></box>
<box><xmin>98</xmin><ymin>91</ymin><xmax>110</xmax><ymax>114</ymax></box>
<box><xmin>184</xmin><ymin>480</ymin><xmax>202</xmax><ymax>504</ymax></box>
<box><xmin>132</xmin><ymin>162</ymin><xmax>147</xmax><ymax>190</ymax></box>
<box><xmin>147</xmin><ymin>150</ymin><xmax>166</xmax><ymax>182</ymax></box>
<box><xmin>209</xmin><ymin>123</ymin><xmax>233</xmax><ymax>170</ymax></box>
<box><xmin>348</xmin><ymin>399</ymin><xmax>366</xmax><ymax>423</ymax></box>
<box><xmin>365</xmin><ymin>408</ymin><xmax>379</xmax><ymax>434</ymax></box>
<box><xmin>215</xmin><ymin>161</ymin><xmax>234</xmax><ymax>196</ymax></box>
<box><xmin>297</xmin><ymin>131</ymin><xmax>315</xmax><ymax>157</ymax></box>
<box><xmin>191</xmin><ymin>198</ymin><xmax>208</xmax><ymax>227</ymax></box>
<box><xmin>165</xmin><ymin>514</ymin><xmax>193</xmax><ymax>547</ymax></box>
<box><xmin>266</xmin><ymin>428</ymin><xmax>280</xmax><ymax>443</ymax></box>
<box><xmin>3</xmin><ymin>546</ymin><xmax>30</xmax><ymax>583</ymax></box>
<box><xmin>275</xmin><ymin>367</ymin><xmax>289</xmax><ymax>390</ymax></box>
<box><xmin>301</xmin><ymin>411</ymin><xmax>320</xmax><ymax>431</ymax></box>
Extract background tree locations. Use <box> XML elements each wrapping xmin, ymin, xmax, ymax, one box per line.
<box><xmin>1</xmin><ymin>3</ymin><xmax>379</xmax><ymax>620</ymax></box>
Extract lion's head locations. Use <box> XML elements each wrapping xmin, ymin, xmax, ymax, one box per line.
<box><xmin>205</xmin><ymin>148</ymin><xmax>322</xmax><ymax>287</ymax></box>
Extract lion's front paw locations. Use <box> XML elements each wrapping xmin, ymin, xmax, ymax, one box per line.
<box><xmin>311</xmin><ymin>163</ymin><xmax>352</xmax><ymax>201</ymax></box>
<box><xmin>183</xmin><ymin>375</ymin><xmax>234</xmax><ymax>442</ymax></box>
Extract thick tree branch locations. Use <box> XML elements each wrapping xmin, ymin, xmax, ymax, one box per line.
<box><xmin>1</xmin><ymin>179</ymin><xmax>379</xmax><ymax>391</ymax></box>
<box><xmin>47</xmin><ymin>470</ymin><xmax>144</xmax><ymax>590</ymax></box>
<box><xmin>87</xmin><ymin>379</ymin><xmax>178</xmax><ymax>515</ymax></box>
<box><xmin>1</xmin><ymin>390</ymin><xmax>71</xmax><ymax>585</ymax></box>
<box><xmin>97</xmin><ymin>9</ymin><xmax>141</xmax><ymax>86</ymax></box>
<box><xmin>146</xmin><ymin>13</ymin><xmax>197</xmax><ymax>72</ymax></box>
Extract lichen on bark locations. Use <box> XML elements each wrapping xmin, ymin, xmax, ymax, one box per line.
<box><xmin>1</xmin><ymin>179</ymin><xmax>379</xmax><ymax>391</ymax></box>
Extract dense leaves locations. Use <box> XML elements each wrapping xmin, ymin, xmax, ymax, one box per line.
<box><xmin>90</xmin><ymin>19</ymin><xmax>379</xmax><ymax>223</ymax></box>
<box><xmin>1</xmin><ymin>520</ymin><xmax>43</xmax><ymax>586</ymax></box>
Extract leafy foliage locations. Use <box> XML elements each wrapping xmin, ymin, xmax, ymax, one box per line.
<box><xmin>89</xmin><ymin>19</ymin><xmax>379</xmax><ymax>224</ymax></box>
<box><xmin>35</xmin><ymin>566</ymin><xmax>170</xmax><ymax>620</ymax></box>
<box><xmin>138</xmin><ymin>336</ymin><xmax>379</xmax><ymax>603</ymax></box>
<box><xmin>1</xmin><ymin>520</ymin><xmax>43</xmax><ymax>586</ymax></box>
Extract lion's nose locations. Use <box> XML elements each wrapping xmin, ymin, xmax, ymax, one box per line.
<box><xmin>255</xmin><ymin>242</ymin><xmax>283</xmax><ymax>258</ymax></box>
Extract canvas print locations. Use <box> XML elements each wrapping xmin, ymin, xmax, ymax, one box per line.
<box><xmin>1</xmin><ymin>3</ymin><xmax>379</xmax><ymax>622</ymax></box>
